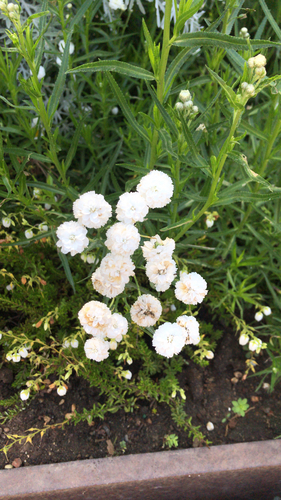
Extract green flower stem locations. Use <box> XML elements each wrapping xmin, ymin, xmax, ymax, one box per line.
<box><xmin>174</xmin><ymin>108</ymin><xmax>243</xmax><ymax>242</ymax></box>
<box><xmin>149</xmin><ymin>0</ymin><xmax>173</xmax><ymax>169</ymax></box>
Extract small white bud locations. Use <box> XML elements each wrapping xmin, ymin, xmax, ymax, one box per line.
<box><xmin>255</xmin><ymin>67</ymin><xmax>266</xmax><ymax>78</ymax></box>
<box><xmin>206</xmin><ymin>421</ymin><xmax>214</xmax><ymax>431</ymax></box>
<box><xmin>20</xmin><ymin>389</ymin><xmax>30</xmax><ymax>401</ymax></box>
<box><xmin>109</xmin><ymin>339</ymin><xmax>117</xmax><ymax>350</ymax></box>
<box><xmin>192</xmin><ymin>105</ymin><xmax>199</xmax><ymax>114</ymax></box>
<box><xmin>18</xmin><ymin>347</ymin><xmax>28</xmax><ymax>358</ymax></box>
<box><xmin>44</xmin><ymin>203</ymin><xmax>51</xmax><ymax>210</ymax></box>
<box><xmin>6</xmin><ymin>283</ymin><xmax>14</xmax><ymax>291</ymax></box>
<box><xmin>241</xmin><ymin>82</ymin><xmax>248</xmax><ymax>91</ymax></box>
<box><xmin>6</xmin><ymin>353</ymin><xmax>13</xmax><ymax>361</ymax></box>
<box><xmin>127</xmin><ymin>357</ymin><xmax>133</xmax><ymax>365</ymax></box>
<box><xmin>248</xmin><ymin>57</ymin><xmax>255</xmax><ymax>68</ymax></box>
<box><xmin>71</xmin><ymin>339</ymin><xmax>79</xmax><ymax>348</ymax></box>
<box><xmin>38</xmin><ymin>223</ymin><xmax>48</xmax><ymax>232</ymax></box>
<box><xmin>175</xmin><ymin>102</ymin><xmax>184</xmax><ymax>111</ymax></box>
<box><xmin>2</xmin><ymin>217</ymin><xmax>12</xmax><ymax>228</ymax></box>
<box><xmin>239</xmin><ymin>334</ymin><xmax>249</xmax><ymax>346</ymax></box>
<box><xmin>206</xmin><ymin>218</ymin><xmax>214</xmax><ymax>228</ymax></box>
<box><xmin>12</xmin><ymin>354</ymin><xmax>21</xmax><ymax>362</ymax></box>
<box><xmin>255</xmin><ymin>311</ymin><xmax>263</xmax><ymax>322</ymax></box>
<box><xmin>249</xmin><ymin>338</ymin><xmax>262</xmax><ymax>352</ymax></box>
<box><xmin>123</xmin><ymin>370</ymin><xmax>132</xmax><ymax>380</ymax></box>
<box><xmin>206</xmin><ymin>351</ymin><xmax>214</xmax><ymax>360</ymax></box>
<box><xmin>111</xmin><ymin>106</ymin><xmax>119</xmax><ymax>115</ymax></box>
<box><xmin>67</xmin><ymin>2</ymin><xmax>72</xmax><ymax>8</ymax></box>
<box><xmin>25</xmin><ymin>229</ymin><xmax>34</xmax><ymax>239</ymax></box>
<box><xmin>262</xmin><ymin>306</ymin><xmax>271</xmax><ymax>316</ymax></box>
<box><xmin>7</xmin><ymin>2</ymin><xmax>15</xmax><ymax>12</ymax></box>
<box><xmin>245</xmin><ymin>84</ymin><xmax>255</xmax><ymax>96</ymax></box>
<box><xmin>86</xmin><ymin>255</ymin><xmax>96</xmax><ymax>264</ymax></box>
<box><xmin>254</xmin><ymin>54</ymin><xmax>267</xmax><ymax>68</ymax></box>
<box><xmin>57</xmin><ymin>386</ymin><xmax>67</xmax><ymax>396</ymax></box>
<box><xmin>58</xmin><ymin>40</ymin><xmax>75</xmax><ymax>55</ymax></box>
<box><xmin>179</xmin><ymin>90</ymin><xmax>191</xmax><ymax>102</ymax></box>
<box><xmin>62</xmin><ymin>340</ymin><xmax>70</xmax><ymax>348</ymax></box>
<box><xmin>37</xmin><ymin>66</ymin><xmax>46</xmax><ymax>80</ymax></box>
<box><xmin>183</xmin><ymin>100</ymin><xmax>193</xmax><ymax>109</ymax></box>
<box><xmin>33</xmin><ymin>187</ymin><xmax>41</xmax><ymax>198</ymax></box>
<box><xmin>170</xmin><ymin>304</ymin><xmax>176</xmax><ymax>312</ymax></box>
<box><xmin>262</xmin><ymin>382</ymin><xmax>270</xmax><ymax>390</ymax></box>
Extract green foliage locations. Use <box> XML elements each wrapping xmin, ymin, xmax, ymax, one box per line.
<box><xmin>232</xmin><ymin>398</ymin><xmax>250</xmax><ymax>417</ymax></box>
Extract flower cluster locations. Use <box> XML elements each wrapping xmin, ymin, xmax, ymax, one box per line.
<box><xmin>142</xmin><ymin>235</ymin><xmax>176</xmax><ymax>293</ymax></box>
<box><xmin>175</xmin><ymin>89</ymin><xmax>198</xmax><ymax>117</ymax></box>
<box><xmin>78</xmin><ymin>301</ymin><xmax>128</xmax><ymax>361</ymax></box>
<box><xmin>175</xmin><ymin>271</ymin><xmax>208</xmax><ymax>305</ymax></box>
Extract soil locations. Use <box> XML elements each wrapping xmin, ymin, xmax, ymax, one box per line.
<box><xmin>0</xmin><ymin>331</ymin><xmax>281</xmax><ymax>469</ymax></box>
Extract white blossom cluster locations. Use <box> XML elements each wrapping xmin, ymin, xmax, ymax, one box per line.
<box><xmin>175</xmin><ymin>88</ymin><xmax>199</xmax><ymax>117</ymax></box>
<box><xmin>6</xmin><ymin>344</ymin><xmax>31</xmax><ymax>364</ymax></box>
<box><xmin>78</xmin><ymin>301</ymin><xmax>128</xmax><ymax>361</ymax></box>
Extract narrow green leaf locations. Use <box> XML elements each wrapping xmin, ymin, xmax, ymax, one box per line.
<box><xmin>258</xmin><ymin>0</ymin><xmax>281</xmax><ymax>40</ymax></box>
<box><xmin>229</xmin><ymin>151</ymin><xmax>281</xmax><ymax>192</ymax></box>
<box><xmin>165</xmin><ymin>48</ymin><xmax>191</xmax><ymax>94</ymax></box>
<box><xmin>69</xmin><ymin>0</ymin><xmax>101</xmax><ymax>29</ymax></box>
<box><xmin>58</xmin><ymin>252</ymin><xmax>76</xmax><ymax>293</ymax></box>
<box><xmin>23</xmin><ymin>11</ymin><xmax>50</xmax><ymax>28</ymax></box>
<box><xmin>4</xmin><ymin>148</ymin><xmax>52</xmax><ymax>163</ymax></box>
<box><xmin>67</xmin><ymin>60</ymin><xmax>155</xmax><ymax>80</ymax></box>
<box><xmin>64</xmin><ymin>119</ymin><xmax>85</xmax><ymax>172</ymax></box>
<box><xmin>206</xmin><ymin>66</ymin><xmax>242</xmax><ymax>109</ymax></box>
<box><xmin>47</xmin><ymin>29</ymin><xmax>73</xmax><ymax>121</ymax></box>
<box><xmin>105</xmin><ymin>73</ymin><xmax>150</xmax><ymax>143</ymax></box>
<box><xmin>158</xmin><ymin>129</ymin><xmax>178</xmax><ymax>158</ymax></box>
<box><xmin>27</xmin><ymin>181</ymin><xmax>65</xmax><ymax>195</ymax></box>
<box><xmin>146</xmin><ymin>82</ymin><xmax>178</xmax><ymax>136</ymax></box>
<box><xmin>0</xmin><ymin>95</ymin><xmax>35</xmax><ymax>110</ymax></box>
<box><xmin>173</xmin><ymin>31</ymin><xmax>281</xmax><ymax>50</ymax></box>
<box><xmin>179</xmin><ymin>116</ymin><xmax>207</xmax><ymax>167</ymax></box>
<box><xmin>174</xmin><ymin>0</ymin><xmax>204</xmax><ymax>35</ymax></box>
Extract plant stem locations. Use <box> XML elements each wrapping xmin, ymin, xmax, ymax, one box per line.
<box><xmin>149</xmin><ymin>0</ymin><xmax>173</xmax><ymax>169</ymax></box>
<box><xmin>174</xmin><ymin>108</ymin><xmax>242</xmax><ymax>241</ymax></box>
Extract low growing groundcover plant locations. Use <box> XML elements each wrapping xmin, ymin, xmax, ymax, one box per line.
<box><xmin>0</xmin><ymin>0</ymin><xmax>281</xmax><ymax>460</ymax></box>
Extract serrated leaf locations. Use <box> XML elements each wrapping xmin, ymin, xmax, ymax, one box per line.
<box><xmin>68</xmin><ymin>60</ymin><xmax>154</xmax><ymax>80</ymax></box>
<box><xmin>173</xmin><ymin>31</ymin><xmax>281</xmax><ymax>50</ymax></box>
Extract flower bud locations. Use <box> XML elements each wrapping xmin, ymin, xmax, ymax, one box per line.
<box><xmin>109</xmin><ymin>339</ymin><xmax>117</xmax><ymax>350</ymax></box>
<box><xmin>175</xmin><ymin>102</ymin><xmax>184</xmax><ymax>111</ymax></box>
<box><xmin>206</xmin><ymin>350</ymin><xmax>214</xmax><ymax>360</ymax></box>
<box><xmin>206</xmin><ymin>421</ymin><xmax>214</xmax><ymax>431</ymax></box>
<box><xmin>7</xmin><ymin>2</ymin><xmax>15</xmax><ymax>11</ymax></box>
<box><xmin>206</xmin><ymin>217</ymin><xmax>214</xmax><ymax>228</ymax></box>
<box><xmin>25</xmin><ymin>229</ymin><xmax>34</xmax><ymax>239</ymax></box>
<box><xmin>249</xmin><ymin>338</ymin><xmax>262</xmax><ymax>352</ymax></box>
<box><xmin>245</xmin><ymin>84</ymin><xmax>255</xmax><ymax>96</ymax></box>
<box><xmin>179</xmin><ymin>90</ymin><xmax>191</xmax><ymax>102</ymax></box>
<box><xmin>20</xmin><ymin>389</ymin><xmax>30</xmax><ymax>401</ymax></box>
<box><xmin>111</xmin><ymin>106</ymin><xmax>119</xmax><ymax>115</ymax></box>
<box><xmin>255</xmin><ymin>311</ymin><xmax>263</xmax><ymax>322</ymax></box>
<box><xmin>183</xmin><ymin>100</ymin><xmax>193</xmax><ymax>109</ymax></box>
<box><xmin>122</xmin><ymin>370</ymin><xmax>132</xmax><ymax>380</ymax></box>
<box><xmin>262</xmin><ymin>306</ymin><xmax>271</xmax><ymax>316</ymax></box>
<box><xmin>57</xmin><ymin>385</ymin><xmax>67</xmax><ymax>396</ymax></box>
<box><xmin>192</xmin><ymin>105</ymin><xmax>198</xmax><ymax>114</ymax></box>
<box><xmin>241</xmin><ymin>82</ymin><xmax>248</xmax><ymax>91</ymax></box>
<box><xmin>239</xmin><ymin>334</ymin><xmax>249</xmax><ymax>346</ymax></box>
<box><xmin>2</xmin><ymin>216</ymin><xmax>12</xmax><ymax>228</ymax></box>
<box><xmin>255</xmin><ymin>67</ymin><xmax>266</xmax><ymax>78</ymax></box>
<box><xmin>239</xmin><ymin>27</ymin><xmax>249</xmax><ymax>38</ymax></box>
<box><xmin>12</xmin><ymin>353</ymin><xmax>21</xmax><ymax>362</ymax></box>
<box><xmin>71</xmin><ymin>339</ymin><xmax>79</xmax><ymax>348</ymax></box>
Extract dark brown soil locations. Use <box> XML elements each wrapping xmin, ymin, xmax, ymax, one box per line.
<box><xmin>1</xmin><ymin>331</ymin><xmax>281</xmax><ymax>469</ymax></box>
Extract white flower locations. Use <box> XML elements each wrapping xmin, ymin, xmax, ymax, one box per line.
<box><xmin>78</xmin><ymin>301</ymin><xmax>112</xmax><ymax>337</ymax></box>
<box><xmin>105</xmin><ymin>223</ymin><xmax>140</xmax><ymax>256</ymax></box>
<box><xmin>152</xmin><ymin>322</ymin><xmax>186</xmax><ymax>358</ymax></box>
<box><xmin>20</xmin><ymin>389</ymin><xmax>30</xmax><ymax>401</ymax></box>
<box><xmin>255</xmin><ymin>311</ymin><xmax>263</xmax><ymax>322</ymax></box>
<box><xmin>44</xmin><ymin>203</ymin><xmax>51</xmax><ymax>210</ymax></box>
<box><xmin>30</xmin><ymin>66</ymin><xmax>45</xmax><ymax>80</ymax></box>
<box><xmin>170</xmin><ymin>304</ymin><xmax>176</xmax><ymax>312</ymax></box>
<box><xmin>25</xmin><ymin>229</ymin><xmax>34</xmax><ymax>239</ymax></box>
<box><xmin>262</xmin><ymin>382</ymin><xmax>270</xmax><ymax>390</ymax></box>
<box><xmin>179</xmin><ymin>90</ymin><xmax>191</xmax><ymax>102</ymax></box>
<box><xmin>6</xmin><ymin>353</ymin><xmax>13</xmax><ymax>361</ymax></box>
<box><xmin>146</xmin><ymin>257</ymin><xmax>177</xmax><ymax>292</ymax></box>
<box><xmin>38</xmin><ymin>223</ymin><xmax>48</xmax><ymax>232</ymax></box>
<box><xmin>18</xmin><ymin>347</ymin><xmax>28</xmax><ymax>358</ymax></box>
<box><xmin>206</xmin><ymin>351</ymin><xmax>214</xmax><ymax>360</ymax></box>
<box><xmin>12</xmin><ymin>354</ymin><xmax>21</xmax><ymax>362</ymax></box>
<box><xmin>71</xmin><ymin>339</ymin><xmax>79</xmax><ymax>348</ymax></box>
<box><xmin>116</xmin><ymin>192</ymin><xmax>148</xmax><ymax>224</ymax></box>
<box><xmin>239</xmin><ymin>334</ymin><xmax>249</xmax><ymax>346</ymax></box>
<box><xmin>136</xmin><ymin>170</ymin><xmax>174</xmax><ymax>209</ymax></box>
<box><xmin>56</xmin><ymin>56</ymin><xmax>62</xmax><ymax>66</ymax></box>
<box><xmin>142</xmin><ymin>235</ymin><xmax>175</xmax><ymax>261</ymax></box>
<box><xmin>57</xmin><ymin>386</ymin><xmax>67</xmax><ymax>396</ymax></box>
<box><xmin>73</xmin><ymin>191</ymin><xmax>112</xmax><ymax>229</ymax></box>
<box><xmin>249</xmin><ymin>338</ymin><xmax>263</xmax><ymax>353</ymax></box>
<box><xmin>122</xmin><ymin>370</ymin><xmax>132</xmax><ymax>379</ymax></box>
<box><xmin>262</xmin><ymin>306</ymin><xmax>271</xmax><ymax>316</ymax></box>
<box><xmin>63</xmin><ymin>340</ymin><xmax>70</xmax><ymax>348</ymax></box>
<box><xmin>92</xmin><ymin>253</ymin><xmax>135</xmax><ymax>298</ymax></box>
<box><xmin>130</xmin><ymin>294</ymin><xmax>162</xmax><ymax>327</ymax></box>
<box><xmin>86</xmin><ymin>255</ymin><xmax>97</xmax><ymax>264</ymax></box>
<box><xmin>175</xmin><ymin>271</ymin><xmax>208</xmax><ymax>305</ymax></box>
<box><xmin>58</xmin><ymin>39</ymin><xmax>75</xmax><ymax>54</ymax></box>
<box><xmin>56</xmin><ymin>221</ymin><xmax>89</xmax><ymax>256</ymax></box>
<box><xmin>111</xmin><ymin>106</ymin><xmax>119</xmax><ymax>114</ymax></box>
<box><xmin>2</xmin><ymin>217</ymin><xmax>12</xmax><ymax>228</ymax></box>
<box><xmin>107</xmin><ymin>313</ymin><xmax>128</xmax><ymax>340</ymax></box>
<box><xmin>206</xmin><ymin>421</ymin><xmax>214</xmax><ymax>431</ymax></box>
<box><xmin>176</xmin><ymin>315</ymin><xmax>200</xmax><ymax>345</ymax></box>
<box><xmin>6</xmin><ymin>283</ymin><xmax>14</xmax><ymax>291</ymax></box>
<box><xmin>84</xmin><ymin>337</ymin><xmax>110</xmax><ymax>362</ymax></box>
